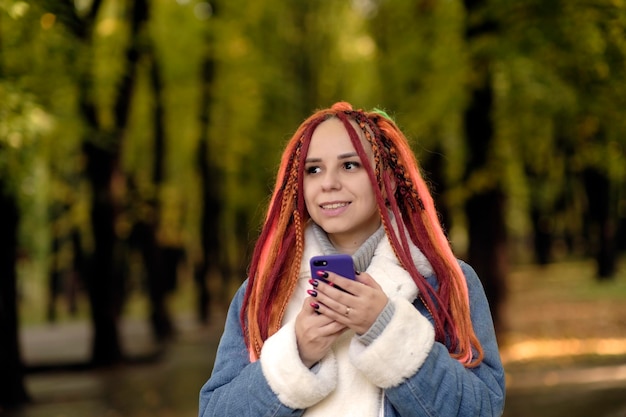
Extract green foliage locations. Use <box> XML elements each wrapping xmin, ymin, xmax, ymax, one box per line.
<box><xmin>2</xmin><ymin>0</ymin><xmax>91</xmax><ymax>265</ymax></box>
<box><xmin>369</xmin><ymin>0</ymin><xmax>467</xmax><ymax>140</ymax></box>
<box><xmin>490</xmin><ymin>0</ymin><xmax>626</xmax><ymax>242</ymax></box>
<box><xmin>2</xmin><ymin>0</ymin><xmax>625</xmax><ymax>290</ymax></box>
<box><xmin>366</xmin><ymin>0</ymin><xmax>469</xmax><ymax>224</ymax></box>
<box><xmin>0</xmin><ymin>84</ymin><xmax>48</xmax><ymax>191</ymax></box>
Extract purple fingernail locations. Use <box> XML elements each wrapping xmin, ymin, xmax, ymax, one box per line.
<box><xmin>307</xmin><ymin>289</ymin><xmax>317</xmax><ymax>297</ymax></box>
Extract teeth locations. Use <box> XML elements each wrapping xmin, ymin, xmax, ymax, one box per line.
<box><xmin>321</xmin><ymin>202</ymin><xmax>348</xmax><ymax>209</ymax></box>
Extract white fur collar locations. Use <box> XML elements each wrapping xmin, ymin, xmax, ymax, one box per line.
<box><xmin>260</xmin><ymin>224</ymin><xmax>436</xmax><ymax>414</ymax></box>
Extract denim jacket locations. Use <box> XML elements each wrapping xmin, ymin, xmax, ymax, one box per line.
<box><xmin>199</xmin><ymin>261</ymin><xmax>505</xmax><ymax>417</ymax></box>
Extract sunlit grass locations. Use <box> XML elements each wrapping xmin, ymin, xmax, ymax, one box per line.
<box><xmin>501</xmin><ymin>338</ymin><xmax>626</xmax><ymax>363</ymax></box>
<box><xmin>501</xmin><ymin>256</ymin><xmax>626</xmax><ymax>367</ymax></box>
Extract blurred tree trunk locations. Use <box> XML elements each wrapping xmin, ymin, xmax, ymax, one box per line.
<box><xmin>83</xmin><ymin>143</ymin><xmax>123</xmax><ymax>365</ymax></box>
<box><xmin>291</xmin><ymin>2</ymin><xmax>317</xmax><ymax>116</ymax></box>
<box><xmin>147</xmin><ymin>40</ymin><xmax>173</xmax><ymax>339</ymax></box>
<box><xmin>88</xmin><ymin>0</ymin><xmax>149</xmax><ymax>362</ymax></box>
<box><xmin>0</xmin><ymin>13</ymin><xmax>29</xmax><ymax>408</ymax></box>
<box><xmin>0</xmin><ymin>189</ymin><xmax>30</xmax><ymax>408</ymax></box>
<box><xmin>195</xmin><ymin>138</ymin><xmax>222</xmax><ymax>323</ymax></box>
<box><xmin>583</xmin><ymin>167</ymin><xmax>617</xmax><ymax>280</ymax></box>
<box><xmin>46</xmin><ymin>0</ymin><xmax>122</xmax><ymax>366</ymax></box>
<box><xmin>195</xmin><ymin>2</ymin><xmax>221</xmax><ymax>323</ymax></box>
<box><xmin>50</xmin><ymin>0</ymin><xmax>149</xmax><ymax>364</ymax></box>
<box><xmin>422</xmin><ymin>143</ymin><xmax>453</xmax><ymax>237</ymax></box>
<box><xmin>530</xmin><ymin>207</ymin><xmax>553</xmax><ymax>265</ymax></box>
<box><xmin>462</xmin><ymin>0</ymin><xmax>507</xmax><ymax>334</ymax></box>
<box><xmin>525</xmin><ymin>167</ymin><xmax>555</xmax><ymax>266</ymax></box>
<box><xmin>131</xmin><ymin>4</ymin><xmax>173</xmax><ymax>341</ymax></box>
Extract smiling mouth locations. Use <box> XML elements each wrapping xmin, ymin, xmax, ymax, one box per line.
<box><xmin>320</xmin><ymin>202</ymin><xmax>350</xmax><ymax>210</ymax></box>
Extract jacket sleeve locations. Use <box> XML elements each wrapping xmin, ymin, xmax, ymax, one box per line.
<box><xmin>352</xmin><ymin>261</ymin><xmax>506</xmax><ymax>417</ymax></box>
<box><xmin>198</xmin><ymin>282</ymin><xmax>304</xmax><ymax>417</ymax></box>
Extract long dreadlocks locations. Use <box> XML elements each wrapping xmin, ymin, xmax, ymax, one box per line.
<box><xmin>241</xmin><ymin>102</ymin><xmax>483</xmax><ymax>368</ymax></box>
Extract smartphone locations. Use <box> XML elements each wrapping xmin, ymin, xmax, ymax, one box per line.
<box><xmin>309</xmin><ymin>254</ymin><xmax>356</xmax><ymax>282</ymax></box>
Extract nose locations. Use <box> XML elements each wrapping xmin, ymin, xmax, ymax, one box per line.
<box><xmin>321</xmin><ymin>169</ymin><xmax>341</xmax><ymax>191</ymax></box>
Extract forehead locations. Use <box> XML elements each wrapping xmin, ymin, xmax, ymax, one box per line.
<box><xmin>307</xmin><ymin>118</ymin><xmax>370</xmax><ymax>154</ymax></box>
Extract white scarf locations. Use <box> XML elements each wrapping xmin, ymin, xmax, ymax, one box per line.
<box><xmin>278</xmin><ymin>225</ymin><xmax>433</xmax><ymax>417</ymax></box>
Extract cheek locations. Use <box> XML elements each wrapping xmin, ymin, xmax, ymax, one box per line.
<box><xmin>357</xmin><ymin>176</ymin><xmax>376</xmax><ymax>198</ymax></box>
<box><xmin>302</xmin><ymin>179</ymin><xmax>315</xmax><ymax>207</ymax></box>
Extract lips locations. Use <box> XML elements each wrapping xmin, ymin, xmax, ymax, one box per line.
<box><xmin>320</xmin><ymin>202</ymin><xmax>350</xmax><ymax>210</ymax></box>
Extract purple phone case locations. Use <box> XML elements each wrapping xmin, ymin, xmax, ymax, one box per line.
<box><xmin>309</xmin><ymin>254</ymin><xmax>355</xmax><ymax>280</ymax></box>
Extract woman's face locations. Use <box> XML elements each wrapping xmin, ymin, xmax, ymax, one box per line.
<box><xmin>303</xmin><ymin>118</ymin><xmax>381</xmax><ymax>253</ymax></box>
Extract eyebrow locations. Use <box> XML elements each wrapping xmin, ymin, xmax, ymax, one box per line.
<box><xmin>305</xmin><ymin>152</ymin><xmax>359</xmax><ymax>163</ymax></box>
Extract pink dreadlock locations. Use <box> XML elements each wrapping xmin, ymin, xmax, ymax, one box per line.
<box><xmin>241</xmin><ymin>102</ymin><xmax>484</xmax><ymax>368</ymax></box>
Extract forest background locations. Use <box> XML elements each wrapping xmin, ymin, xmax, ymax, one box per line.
<box><xmin>1</xmin><ymin>0</ymin><xmax>625</xmax><ymax>411</ymax></box>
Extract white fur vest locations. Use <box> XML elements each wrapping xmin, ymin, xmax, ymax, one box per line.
<box><xmin>260</xmin><ymin>225</ymin><xmax>436</xmax><ymax>416</ymax></box>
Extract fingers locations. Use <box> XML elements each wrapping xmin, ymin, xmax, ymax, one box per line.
<box><xmin>310</xmin><ymin>272</ymin><xmax>388</xmax><ymax>335</ymax></box>
<box><xmin>296</xmin><ymin>297</ymin><xmax>348</xmax><ymax>367</ymax></box>
<box><xmin>298</xmin><ymin>296</ymin><xmax>349</xmax><ymax>335</ymax></box>
<box><xmin>353</xmin><ymin>271</ymin><xmax>382</xmax><ymax>290</ymax></box>
<box><xmin>316</xmin><ymin>270</ymin><xmax>382</xmax><ymax>295</ymax></box>
<box><xmin>311</xmin><ymin>272</ymin><xmax>383</xmax><ymax>297</ymax></box>
<box><xmin>300</xmin><ymin>296</ymin><xmax>344</xmax><ymax>330</ymax></box>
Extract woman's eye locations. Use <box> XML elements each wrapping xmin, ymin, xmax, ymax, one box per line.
<box><xmin>344</xmin><ymin>161</ymin><xmax>361</xmax><ymax>170</ymax></box>
<box><xmin>306</xmin><ymin>166</ymin><xmax>321</xmax><ymax>175</ymax></box>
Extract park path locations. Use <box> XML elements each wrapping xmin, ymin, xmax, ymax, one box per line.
<box><xmin>10</xmin><ymin>314</ymin><xmax>223</xmax><ymax>417</ymax></box>
<box><xmin>7</xmin><ymin>312</ymin><xmax>626</xmax><ymax>417</ymax></box>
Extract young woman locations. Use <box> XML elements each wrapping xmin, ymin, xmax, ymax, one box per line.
<box><xmin>198</xmin><ymin>102</ymin><xmax>506</xmax><ymax>416</ymax></box>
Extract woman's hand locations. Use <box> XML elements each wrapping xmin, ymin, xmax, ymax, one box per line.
<box><xmin>294</xmin><ymin>297</ymin><xmax>348</xmax><ymax>368</ymax></box>
<box><xmin>310</xmin><ymin>271</ymin><xmax>388</xmax><ymax>335</ymax></box>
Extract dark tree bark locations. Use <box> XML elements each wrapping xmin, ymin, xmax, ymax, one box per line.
<box><xmin>195</xmin><ymin>141</ymin><xmax>215</xmax><ymax>324</ymax></box>
<box><xmin>0</xmin><ymin>11</ymin><xmax>30</xmax><ymax>409</ymax></box>
<box><xmin>43</xmin><ymin>0</ymin><xmax>123</xmax><ymax>366</ymax></box>
<box><xmin>422</xmin><ymin>144</ymin><xmax>453</xmax><ymax>238</ymax></box>
<box><xmin>530</xmin><ymin>207</ymin><xmax>553</xmax><ymax>265</ymax></box>
<box><xmin>132</xmin><ymin>6</ymin><xmax>174</xmax><ymax>342</ymax></box>
<box><xmin>195</xmin><ymin>16</ymin><xmax>222</xmax><ymax>322</ymax></box>
<box><xmin>51</xmin><ymin>0</ymin><xmax>149</xmax><ymax>364</ymax></box>
<box><xmin>525</xmin><ymin>167</ymin><xmax>554</xmax><ymax>265</ymax></box>
<box><xmin>291</xmin><ymin>2</ymin><xmax>317</xmax><ymax>116</ymax></box>
<box><xmin>86</xmin><ymin>0</ymin><xmax>150</xmax><ymax>363</ymax></box>
<box><xmin>462</xmin><ymin>0</ymin><xmax>507</xmax><ymax>334</ymax></box>
<box><xmin>465</xmin><ymin>188</ymin><xmax>508</xmax><ymax>334</ymax></box>
<box><xmin>0</xmin><ymin>189</ymin><xmax>30</xmax><ymax>408</ymax></box>
<box><xmin>47</xmin><ymin>230</ymin><xmax>62</xmax><ymax>322</ymax></box>
<box><xmin>83</xmin><ymin>146</ymin><xmax>123</xmax><ymax>365</ymax></box>
<box><xmin>583</xmin><ymin>167</ymin><xmax>617</xmax><ymax>280</ymax></box>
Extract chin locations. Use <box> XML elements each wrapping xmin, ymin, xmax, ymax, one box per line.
<box><xmin>321</xmin><ymin>226</ymin><xmax>356</xmax><ymax>240</ymax></box>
